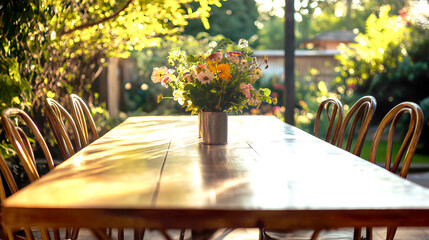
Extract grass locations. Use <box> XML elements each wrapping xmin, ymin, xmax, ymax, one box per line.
<box><xmin>359</xmin><ymin>140</ymin><xmax>429</xmax><ymax>164</ymax></box>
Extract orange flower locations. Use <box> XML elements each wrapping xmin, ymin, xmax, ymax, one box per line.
<box><xmin>217</xmin><ymin>64</ymin><xmax>231</xmax><ymax>82</ymax></box>
<box><xmin>196</xmin><ymin>64</ymin><xmax>207</xmax><ymax>73</ymax></box>
<box><xmin>207</xmin><ymin>60</ymin><xmax>218</xmax><ymax>74</ymax></box>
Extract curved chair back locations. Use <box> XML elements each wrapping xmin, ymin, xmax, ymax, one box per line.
<box><xmin>45</xmin><ymin>98</ymin><xmax>82</xmax><ymax>160</ymax></box>
<box><xmin>70</xmin><ymin>94</ymin><xmax>99</xmax><ymax>147</ymax></box>
<box><xmin>0</xmin><ymin>154</ymin><xmax>19</xmax><ymax>201</ymax></box>
<box><xmin>358</xmin><ymin>102</ymin><xmax>424</xmax><ymax>240</ymax></box>
<box><xmin>369</xmin><ymin>102</ymin><xmax>424</xmax><ymax>178</ymax></box>
<box><xmin>0</xmin><ymin>153</ymin><xmax>54</xmax><ymax>240</ymax></box>
<box><xmin>314</xmin><ymin>98</ymin><xmax>343</xmax><ymax>144</ymax></box>
<box><xmin>337</xmin><ymin>96</ymin><xmax>377</xmax><ymax>156</ymax></box>
<box><xmin>1</xmin><ymin>108</ymin><xmax>55</xmax><ymax>182</ymax></box>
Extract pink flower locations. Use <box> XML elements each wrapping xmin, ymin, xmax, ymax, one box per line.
<box><xmin>240</xmin><ymin>83</ymin><xmax>253</xmax><ymax>98</ymax></box>
<box><xmin>160</xmin><ymin>76</ymin><xmax>171</xmax><ymax>88</ymax></box>
<box><xmin>183</xmin><ymin>72</ymin><xmax>194</xmax><ymax>82</ymax></box>
<box><xmin>197</xmin><ymin>70</ymin><xmax>214</xmax><ymax>84</ymax></box>
<box><xmin>226</xmin><ymin>52</ymin><xmax>241</xmax><ymax>65</ymax></box>
<box><xmin>208</xmin><ymin>52</ymin><xmax>223</xmax><ymax>61</ymax></box>
<box><xmin>151</xmin><ymin>67</ymin><xmax>175</xmax><ymax>86</ymax></box>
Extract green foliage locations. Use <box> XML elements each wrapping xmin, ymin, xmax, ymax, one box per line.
<box><xmin>294</xmin><ymin>73</ymin><xmax>343</xmax><ymax>134</ymax></box>
<box><xmin>0</xmin><ymin>0</ymin><xmax>48</xmax><ymax>113</ymax></box>
<box><xmin>184</xmin><ymin>0</ymin><xmax>259</xmax><ymax>43</ymax></box>
<box><xmin>335</xmin><ymin>5</ymin><xmax>410</xmax><ymax>92</ymax></box>
<box><xmin>335</xmin><ymin>5</ymin><xmax>429</xmax><ymax>153</ymax></box>
<box><xmin>256</xmin><ymin>17</ymin><xmax>284</xmax><ymax>50</ymax></box>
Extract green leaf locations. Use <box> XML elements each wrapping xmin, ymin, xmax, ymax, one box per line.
<box><xmin>259</xmin><ymin>88</ymin><xmax>271</xmax><ymax>96</ymax></box>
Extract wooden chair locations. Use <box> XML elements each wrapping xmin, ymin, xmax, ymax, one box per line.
<box><xmin>0</xmin><ymin>108</ymin><xmax>62</xmax><ymax>239</ymax></box>
<box><xmin>309</xmin><ymin>102</ymin><xmax>424</xmax><ymax>240</ymax></box>
<box><xmin>69</xmin><ymin>94</ymin><xmax>99</xmax><ymax>147</ymax></box>
<box><xmin>357</xmin><ymin>101</ymin><xmax>424</xmax><ymax>240</ymax></box>
<box><xmin>1</xmin><ymin>108</ymin><xmax>55</xmax><ymax>181</ymax></box>
<box><xmin>262</xmin><ymin>98</ymin><xmax>344</xmax><ymax>240</ymax></box>
<box><xmin>45</xmin><ymin>98</ymin><xmax>82</xmax><ymax>160</ymax></box>
<box><xmin>0</xmin><ymin>153</ymin><xmax>52</xmax><ymax>240</ymax></box>
<box><xmin>308</xmin><ymin>96</ymin><xmax>376</xmax><ymax>240</ymax></box>
<box><xmin>313</xmin><ymin>98</ymin><xmax>343</xmax><ymax>145</ymax></box>
<box><xmin>336</xmin><ymin>96</ymin><xmax>377</xmax><ymax>156</ymax></box>
<box><xmin>45</xmin><ymin>98</ymin><xmax>84</xmax><ymax>239</ymax></box>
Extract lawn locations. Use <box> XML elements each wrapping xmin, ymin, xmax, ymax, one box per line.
<box><xmin>359</xmin><ymin>140</ymin><xmax>429</xmax><ymax>164</ymax></box>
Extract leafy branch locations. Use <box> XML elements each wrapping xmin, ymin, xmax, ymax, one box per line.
<box><xmin>58</xmin><ymin>0</ymin><xmax>134</xmax><ymax>37</ymax></box>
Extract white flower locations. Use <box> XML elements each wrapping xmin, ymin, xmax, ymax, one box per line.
<box><xmin>173</xmin><ymin>90</ymin><xmax>185</xmax><ymax>105</ymax></box>
<box><xmin>238</xmin><ymin>39</ymin><xmax>248</xmax><ymax>49</ymax></box>
<box><xmin>209</xmin><ymin>41</ymin><xmax>218</xmax><ymax>48</ymax></box>
<box><xmin>173</xmin><ymin>90</ymin><xmax>182</xmax><ymax>100</ymax></box>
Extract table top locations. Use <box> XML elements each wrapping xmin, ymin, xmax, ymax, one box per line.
<box><xmin>4</xmin><ymin>115</ymin><xmax>429</xmax><ymax>230</ymax></box>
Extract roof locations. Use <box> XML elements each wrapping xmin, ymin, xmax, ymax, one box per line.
<box><xmin>253</xmin><ymin>49</ymin><xmax>341</xmax><ymax>57</ymax></box>
<box><xmin>306</xmin><ymin>30</ymin><xmax>357</xmax><ymax>43</ymax></box>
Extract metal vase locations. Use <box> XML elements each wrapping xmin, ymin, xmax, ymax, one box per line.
<box><xmin>198</xmin><ymin>112</ymin><xmax>202</xmax><ymax>138</ymax></box>
<box><xmin>201</xmin><ymin>111</ymin><xmax>228</xmax><ymax>145</ymax></box>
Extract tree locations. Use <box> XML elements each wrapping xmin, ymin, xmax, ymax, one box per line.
<box><xmin>184</xmin><ymin>0</ymin><xmax>259</xmax><ymax>43</ymax></box>
<box><xmin>256</xmin><ymin>17</ymin><xmax>284</xmax><ymax>49</ymax></box>
<box><xmin>335</xmin><ymin>4</ymin><xmax>429</xmax><ymax>152</ymax></box>
<box><xmin>335</xmin><ymin>5</ymin><xmax>410</xmax><ymax>93</ymax></box>
<box><xmin>0</xmin><ymin>0</ymin><xmax>222</xmax><ymax>157</ymax></box>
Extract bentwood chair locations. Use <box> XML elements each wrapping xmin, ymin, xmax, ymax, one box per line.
<box><xmin>358</xmin><ymin>101</ymin><xmax>424</xmax><ymax>240</ymax></box>
<box><xmin>303</xmin><ymin>97</ymin><xmax>377</xmax><ymax>240</ymax></box>
<box><xmin>0</xmin><ymin>108</ymin><xmax>61</xmax><ymax>239</ymax></box>
<box><xmin>69</xmin><ymin>94</ymin><xmax>99</xmax><ymax>148</ymax></box>
<box><xmin>263</xmin><ymin>98</ymin><xmax>343</xmax><ymax>240</ymax></box>
<box><xmin>309</xmin><ymin>102</ymin><xmax>424</xmax><ymax>240</ymax></box>
<box><xmin>45</xmin><ymin>98</ymin><xmax>82</xmax><ymax>160</ymax></box>
<box><xmin>313</xmin><ymin>98</ymin><xmax>343</xmax><ymax>145</ymax></box>
<box><xmin>1</xmin><ymin>108</ymin><xmax>55</xmax><ymax>181</ymax></box>
<box><xmin>336</xmin><ymin>96</ymin><xmax>377</xmax><ymax>156</ymax></box>
<box><xmin>45</xmin><ymin>98</ymin><xmax>82</xmax><ymax>239</ymax></box>
<box><xmin>264</xmin><ymin>97</ymin><xmax>376</xmax><ymax>240</ymax></box>
<box><xmin>69</xmin><ymin>96</ymin><xmax>155</xmax><ymax>240</ymax></box>
<box><xmin>0</xmin><ymin>153</ymin><xmax>51</xmax><ymax>240</ymax></box>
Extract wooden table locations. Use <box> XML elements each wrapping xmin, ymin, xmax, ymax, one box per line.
<box><xmin>4</xmin><ymin>116</ymin><xmax>429</xmax><ymax>233</ymax></box>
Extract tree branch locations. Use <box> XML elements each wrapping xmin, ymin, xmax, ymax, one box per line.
<box><xmin>58</xmin><ymin>0</ymin><xmax>134</xmax><ymax>37</ymax></box>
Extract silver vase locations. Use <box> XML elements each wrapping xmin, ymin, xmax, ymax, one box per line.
<box><xmin>201</xmin><ymin>111</ymin><xmax>228</xmax><ymax>145</ymax></box>
<box><xmin>198</xmin><ymin>112</ymin><xmax>202</xmax><ymax>138</ymax></box>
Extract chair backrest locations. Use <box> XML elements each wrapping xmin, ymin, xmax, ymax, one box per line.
<box><xmin>369</xmin><ymin>102</ymin><xmax>424</xmax><ymax>178</ymax></box>
<box><xmin>0</xmin><ymin>108</ymin><xmax>54</xmax><ymax>182</ymax></box>
<box><xmin>0</xmin><ymin>154</ymin><xmax>19</xmax><ymax>202</ymax></box>
<box><xmin>69</xmin><ymin>94</ymin><xmax>99</xmax><ymax>147</ymax></box>
<box><xmin>337</xmin><ymin>96</ymin><xmax>377</xmax><ymax>156</ymax></box>
<box><xmin>313</xmin><ymin>98</ymin><xmax>343</xmax><ymax>145</ymax></box>
<box><xmin>45</xmin><ymin>98</ymin><xmax>82</xmax><ymax>160</ymax></box>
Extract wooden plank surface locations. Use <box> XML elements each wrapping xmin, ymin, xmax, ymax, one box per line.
<box><xmin>4</xmin><ymin>116</ymin><xmax>429</xmax><ymax>231</ymax></box>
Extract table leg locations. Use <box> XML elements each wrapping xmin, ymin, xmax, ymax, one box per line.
<box><xmin>191</xmin><ymin>229</ymin><xmax>217</xmax><ymax>240</ymax></box>
<box><xmin>90</xmin><ymin>228</ymin><xmax>111</xmax><ymax>240</ymax></box>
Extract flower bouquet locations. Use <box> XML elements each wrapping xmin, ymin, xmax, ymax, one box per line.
<box><xmin>151</xmin><ymin>38</ymin><xmax>277</xmax><ymax>144</ymax></box>
<box><xmin>151</xmin><ymin>38</ymin><xmax>277</xmax><ymax>114</ymax></box>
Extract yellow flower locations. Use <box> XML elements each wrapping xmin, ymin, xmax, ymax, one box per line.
<box><xmin>157</xmin><ymin>94</ymin><xmax>163</xmax><ymax>103</ymax></box>
<box><xmin>273</xmin><ymin>97</ymin><xmax>278</xmax><ymax>105</ymax></box>
<box><xmin>217</xmin><ymin>64</ymin><xmax>231</xmax><ymax>82</ymax></box>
